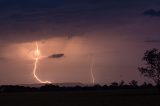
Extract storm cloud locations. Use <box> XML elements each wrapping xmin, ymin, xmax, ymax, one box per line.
<box><xmin>145</xmin><ymin>39</ymin><xmax>160</xmax><ymax>43</ymax></box>
<box><xmin>143</xmin><ymin>9</ymin><xmax>160</xmax><ymax>17</ymax></box>
<box><xmin>48</xmin><ymin>54</ymin><xmax>64</xmax><ymax>59</ymax></box>
<box><xmin>0</xmin><ymin>0</ymin><xmax>160</xmax><ymax>43</ymax></box>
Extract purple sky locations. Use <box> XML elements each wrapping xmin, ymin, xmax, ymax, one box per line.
<box><xmin>0</xmin><ymin>0</ymin><xmax>160</xmax><ymax>85</ymax></box>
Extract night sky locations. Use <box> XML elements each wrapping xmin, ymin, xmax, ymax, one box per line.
<box><xmin>0</xmin><ymin>0</ymin><xmax>160</xmax><ymax>85</ymax></box>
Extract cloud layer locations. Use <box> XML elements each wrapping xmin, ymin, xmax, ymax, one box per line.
<box><xmin>0</xmin><ymin>0</ymin><xmax>159</xmax><ymax>43</ymax></box>
<box><xmin>143</xmin><ymin>9</ymin><xmax>160</xmax><ymax>17</ymax></box>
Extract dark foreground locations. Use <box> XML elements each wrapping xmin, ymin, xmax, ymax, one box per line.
<box><xmin>0</xmin><ymin>89</ymin><xmax>160</xmax><ymax>106</ymax></box>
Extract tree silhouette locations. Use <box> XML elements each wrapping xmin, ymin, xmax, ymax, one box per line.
<box><xmin>119</xmin><ymin>80</ymin><xmax>125</xmax><ymax>87</ymax></box>
<box><xmin>110</xmin><ymin>82</ymin><xmax>119</xmax><ymax>87</ymax></box>
<box><xmin>138</xmin><ymin>48</ymin><xmax>160</xmax><ymax>86</ymax></box>
<box><xmin>129</xmin><ymin>80</ymin><xmax>138</xmax><ymax>87</ymax></box>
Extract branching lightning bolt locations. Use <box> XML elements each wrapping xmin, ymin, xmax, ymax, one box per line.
<box><xmin>33</xmin><ymin>41</ymin><xmax>51</xmax><ymax>84</ymax></box>
<box><xmin>90</xmin><ymin>58</ymin><xmax>95</xmax><ymax>85</ymax></box>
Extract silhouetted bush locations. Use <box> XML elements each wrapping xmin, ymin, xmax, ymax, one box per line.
<box><xmin>119</xmin><ymin>80</ymin><xmax>125</xmax><ymax>87</ymax></box>
<box><xmin>110</xmin><ymin>82</ymin><xmax>119</xmax><ymax>88</ymax></box>
<box><xmin>129</xmin><ymin>80</ymin><xmax>138</xmax><ymax>87</ymax></box>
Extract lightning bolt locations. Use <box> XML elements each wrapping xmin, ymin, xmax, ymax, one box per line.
<box><xmin>90</xmin><ymin>57</ymin><xmax>95</xmax><ymax>85</ymax></box>
<box><xmin>33</xmin><ymin>41</ymin><xmax>51</xmax><ymax>84</ymax></box>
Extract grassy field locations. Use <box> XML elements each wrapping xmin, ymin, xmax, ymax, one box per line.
<box><xmin>0</xmin><ymin>89</ymin><xmax>160</xmax><ymax>106</ymax></box>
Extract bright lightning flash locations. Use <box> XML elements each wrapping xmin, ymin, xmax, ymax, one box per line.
<box><xmin>90</xmin><ymin>58</ymin><xmax>95</xmax><ymax>85</ymax></box>
<box><xmin>33</xmin><ymin>41</ymin><xmax>51</xmax><ymax>84</ymax></box>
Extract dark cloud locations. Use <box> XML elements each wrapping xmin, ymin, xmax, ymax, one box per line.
<box><xmin>0</xmin><ymin>0</ymin><xmax>92</xmax><ymax>43</ymax></box>
<box><xmin>48</xmin><ymin>54</ymin><xmax>64</xmax><ymax>59</ymax></box>
<box><xmin>145</xmin><ymin>39</ymin><xmax>160</xmax><ymax>43</ymax></box>
<box><xmin>143</xmin><ymin>9</ymin><xmax>160</xmax><ymax>17</ymax></box>
<box><xmin>0</xmin><ymin>0</ymin><xmax>159</xmax><ymax>43</ymax></box>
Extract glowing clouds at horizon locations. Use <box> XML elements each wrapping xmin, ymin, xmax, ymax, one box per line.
<box><xmin>0</xmin><ymin>36</ymin><xmax>105</xmax><ymax>84</ymax></box>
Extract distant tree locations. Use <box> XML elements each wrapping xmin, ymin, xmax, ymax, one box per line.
<box><xmin>129</xmin><ymin>80</ymin><xmax>138</xmax><ymax>87</ymax></box>
<box><xmin>93</xmin><ymin>84</ymin><xmax>101</xmax><ymax>88</ymax></box>
<box><xmin>40</xmin><ymin>84</ymin><xmax>60</xmax><ymax>91</ymax></box>
<box><xmin>141</xmin><ymin>82</ymin><xmax>153</xmax><ymax>88</ymax></box>
<box><xmin>110</xmin><ymin>82</ymin><xmax>119</xmax><ymax>87</ymax></box>
<box><xmin>138</xmin><ymin>48</ymin><xmax>160</xmax><ymax>86</ymax></box>
<box><xmin>119</xmin><ymin>80</ymin><xmax>125</xmax><ymax>87</ymax></box>
<box><xmin>141</xmin><ymin>82</ymin><xmax>148</xmax><ymax>87</ymax></box>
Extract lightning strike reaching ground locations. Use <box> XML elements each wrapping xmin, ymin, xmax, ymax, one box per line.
<box><xmin>90</xmin><ymin>58</ymin><xmax>95</xmax><ymax>85</ymax></box>
<box><xmin>33</xmin><ymin>41</ymin><xmax>51</xmax><ymax>84</ymax></box>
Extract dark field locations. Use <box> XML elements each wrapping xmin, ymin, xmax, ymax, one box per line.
<box><xmin>0</xmin><ymin>89</ymin><xmax>160</xmax><ymax>106</ymax></box>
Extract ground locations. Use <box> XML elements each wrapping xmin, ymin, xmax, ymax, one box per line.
<box><xmin>0</xmin><ymin>89</ymin><xmax>160</xmax><ymax>106</ymax></box>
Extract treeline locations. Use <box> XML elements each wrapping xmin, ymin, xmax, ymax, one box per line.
<box><xmin>0</xmin><ymin>80</ymin><xmax>158</xmax><ymax>93</ymax></box>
